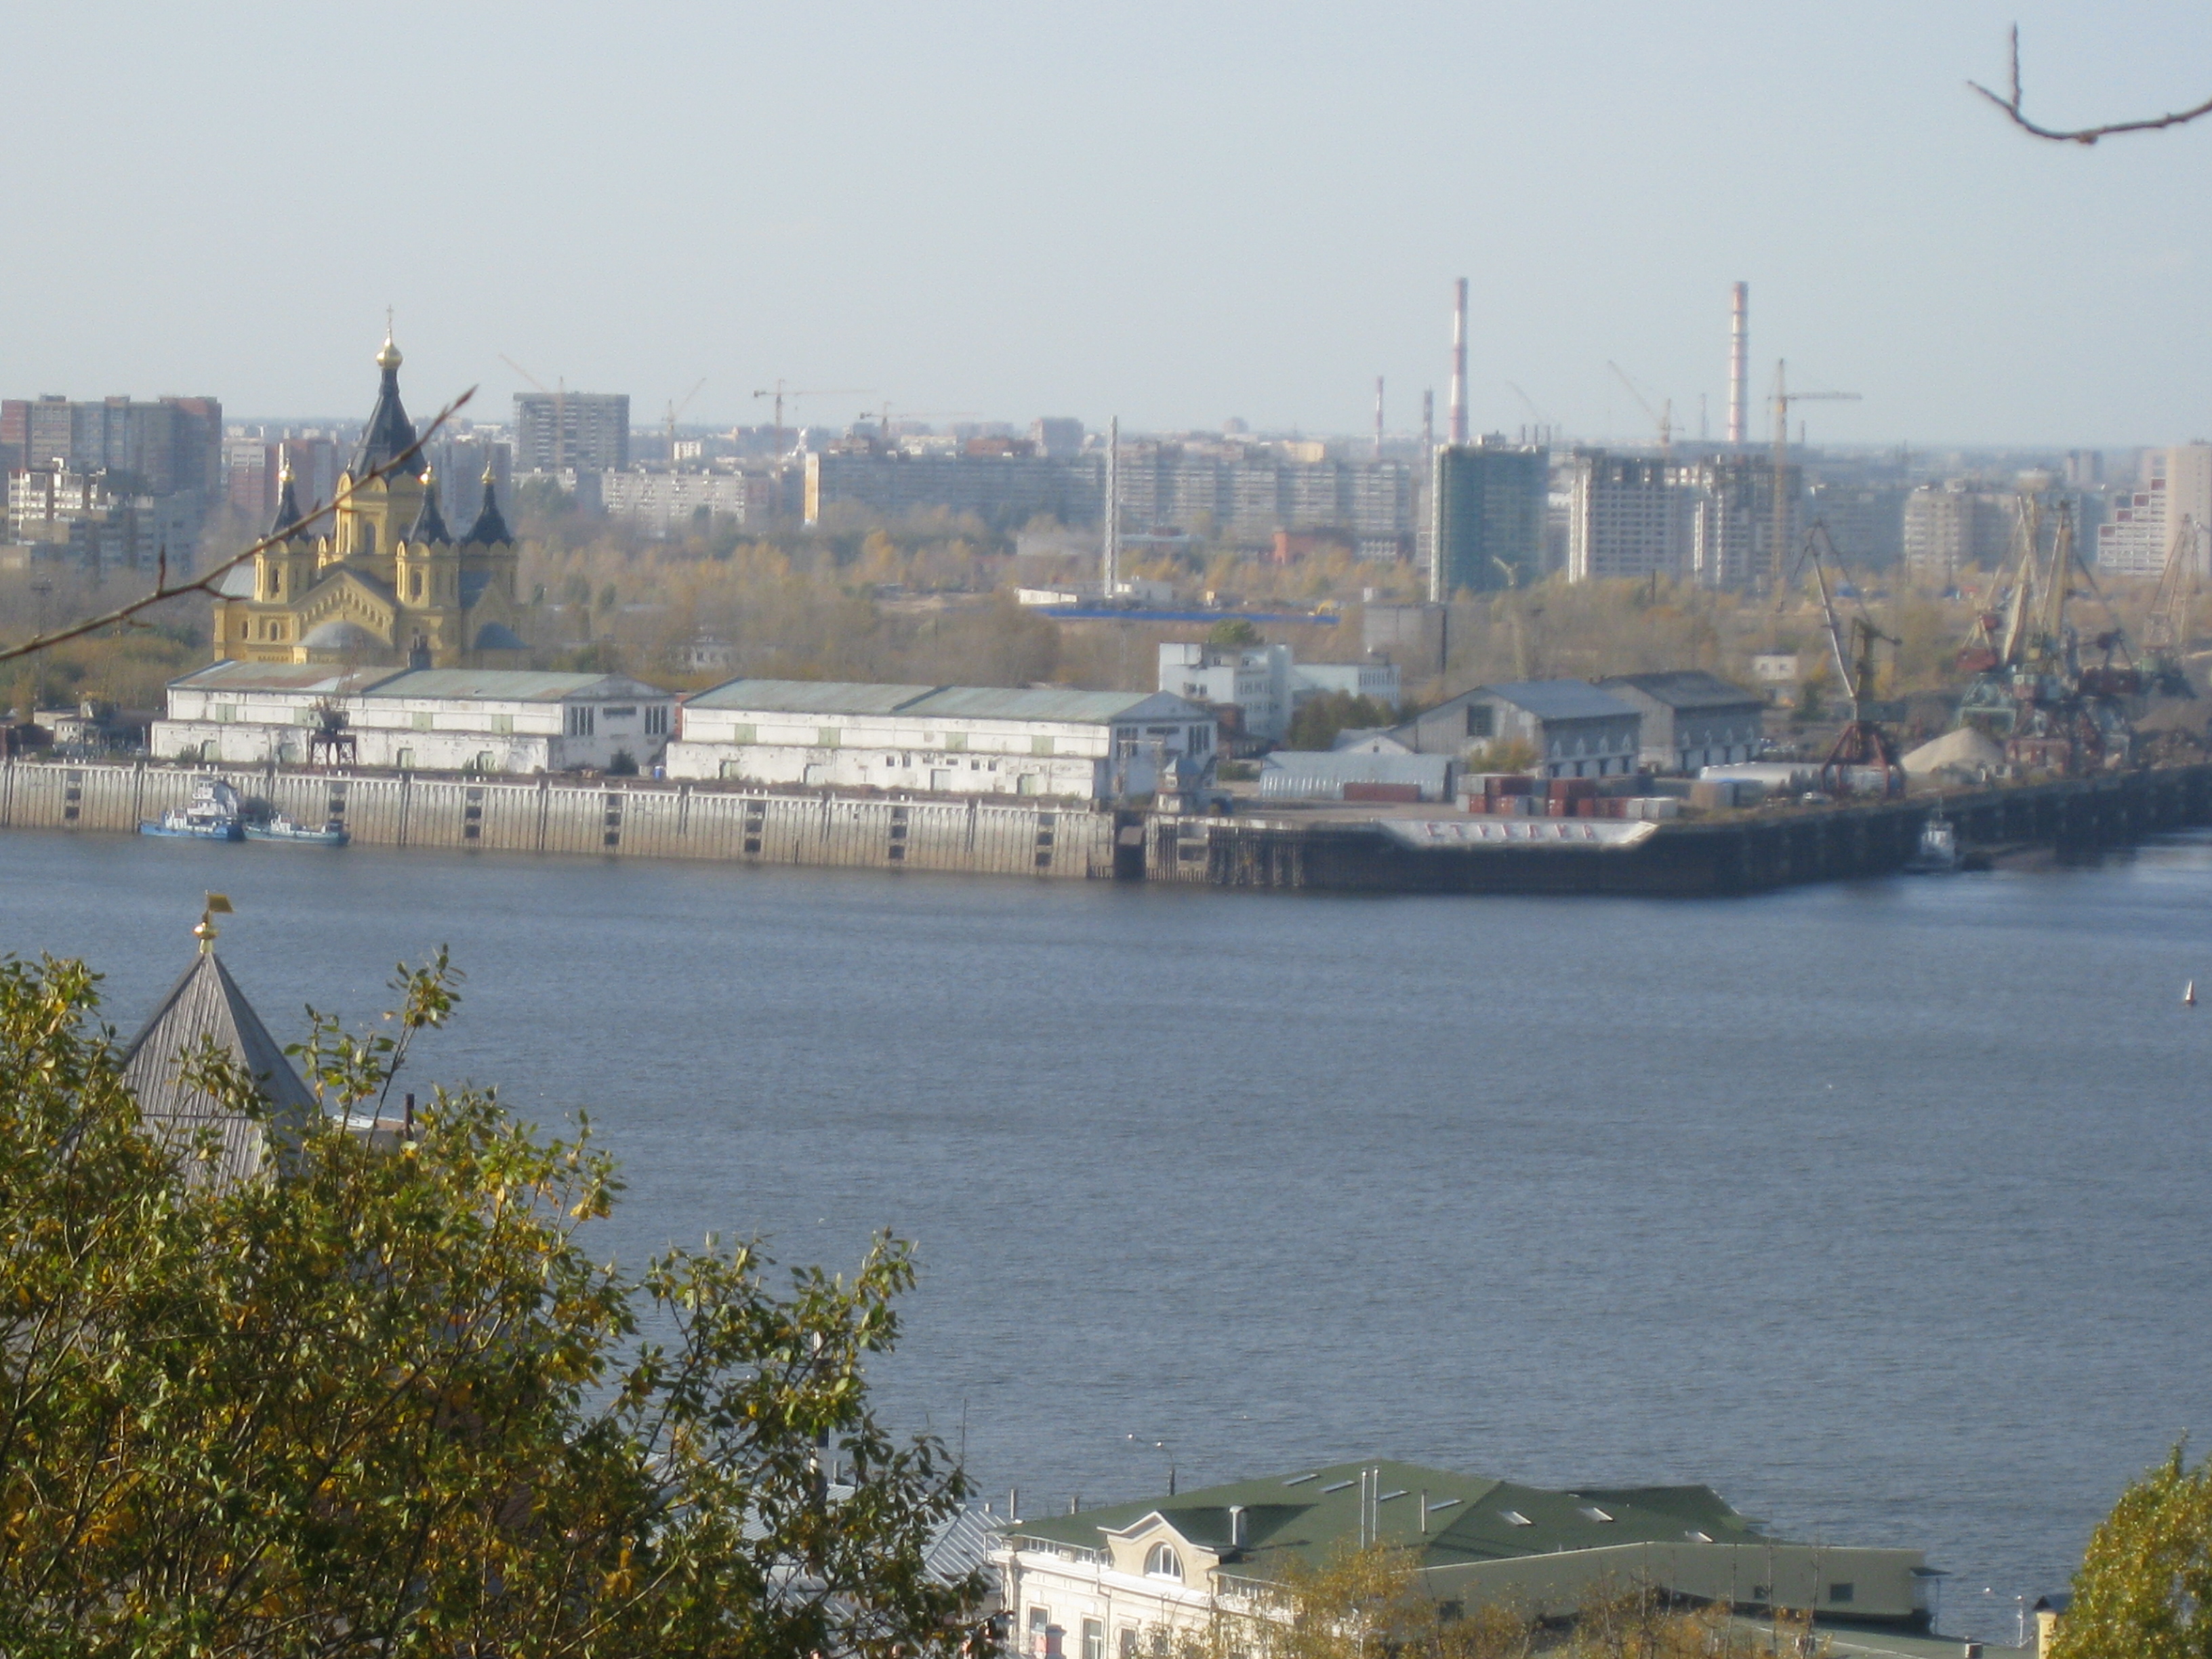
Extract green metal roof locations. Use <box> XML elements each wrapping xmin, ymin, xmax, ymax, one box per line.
<box><xmin>685</xmin><ymin>678</ymin><xmax>939</xmax><ymax>716</ymax></box>
<box><xmin>360</xmin><ymin>670</ymin><xmax>670</xmax><ymax>703</ymax></box>
<box><xmin>171</xmin><ymin>661</ymin><xmax>401</xmax><ymax>695</ymax></box>
<box><xmin>684</xmin><ymin>678</ymin><xmax>1205</xmax><ymax>724</ymax></box>
<box><xmin>998</xmin><ymin>1460</ymin><xmax>1776</xmax><ymax>1580</ymax></box>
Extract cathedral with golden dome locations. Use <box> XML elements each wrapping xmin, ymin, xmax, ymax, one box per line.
<box><xmin>211</xmin><ymin>333</ymin><xmax>529</xmax><ymax>668</ymax></box>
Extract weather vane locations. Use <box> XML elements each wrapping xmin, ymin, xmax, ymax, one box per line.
<box><xmin>194</xmin><ymin>892</ymin><xmax>233</xmax><ymax>955</ymax></box>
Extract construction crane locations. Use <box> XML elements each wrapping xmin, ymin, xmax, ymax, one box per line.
<box><xmin>1605</xmin><ymin>362</ymin><xmax>1673</xmax><ymax>457</ymax></box>
<box><xmin>1768</xmin><ymin>361</ymin><xmax>1861</xmax><ymax>594</ymax></box>
<box><xmin>1801</xmin><ymin>523</ymin><xmax>1902</xmax><ymax>795</ymax></box>
<box><xmin>663</xmin><ymin>378</ymin><xmax>707</xmax><ymax>468</ymax></box>
<box><xmin>501</xmin><ymin>356</ymin><xmax>567</xmax><ymax>472</ymax></box>
<box><xmin>752</xmin><ymin>381</ymin><xmax>873</xmax><ymax>455</ymax></box>
<box><xmin>2144</xmin><ymin>514</ymin><xmax>2199</xmax><ymax>698</ymax></box>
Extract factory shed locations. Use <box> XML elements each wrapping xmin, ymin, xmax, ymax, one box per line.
<box><xmin>152</xmin><ymin>663</ymin><xmax>676</xmax><ymax>774</ymax></box>
<box><xmin>1597</xmin><ymin>672</ymin><xmax>1765</xmax><ymax>774</ymax></box>
<box><xmin>1392</xmin><ymin>680</ymin><xmax>1642</xmax><ymax>780</ymax></box>
<box><xmin>666</xmin><ymin>677</ymin><xmax>1216</xmax><ymax>802</ymax></box>
<box><xmin>994</xmin><ymin>1459</ymin><xmax>1935</xmax><ymax>1645</ymax></box>
<box><xmin>1257</xmin><ymin>750</ymin><xmax>1454</xmax><ymax>802</ymax></box>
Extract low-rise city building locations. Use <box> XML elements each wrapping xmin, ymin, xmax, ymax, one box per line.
<box><xmin>1391</xmin><ymin>679</ymin><xmax>1641</xmax><ymax>779</ymax></box>
<box><xmin>1157</xmin><ymin>643</ymin><xmax>1399</xmax><ymax>743</ymax></box>
<box><xmin>993</xmin><ymin>1460</ymin><xmax>1934</xmax><ymax>1651</ymax></box>
<box><xmin>665</xmin><ymin>678</ymin><xmax>1214</xmax><ymax>801</ymax></box>
<box><xmin>1597</xmin><ymin>671</ymin><xmax>1765</xmax><ymax>773</ymax></box>
<box><xmin>153</xmin><ymin>662</ymin><xmax>674</xmax><ymax>773</ymax></box>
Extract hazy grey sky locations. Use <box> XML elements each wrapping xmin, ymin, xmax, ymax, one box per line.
<box><xmin>12</xmin><ymin>2</ymin><xmax>2212</xmax><ymax>446</ymax></box>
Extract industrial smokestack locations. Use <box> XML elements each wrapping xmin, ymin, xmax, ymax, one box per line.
<box><xmin>1373</xmin><ymin>375</ymin><xmax>1385</xmax><ymax>460</ymax></box>
<box><xmin>1727</xmin><ymin>281</ymin><xmax>1748</xmax><ymax>446</ymax></box>
<box><xmin>1103</xmin><ymin>415</ymin><xmax>1120</xmax><ymax>594</ymax></box>
<box><xmin>1448</xmin><ymin>279</ymin><xmax>1469</xmax><ymax>445</ymax></box>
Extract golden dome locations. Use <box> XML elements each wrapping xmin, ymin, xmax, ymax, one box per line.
<box><xmin>376</xmin><ymin>331</ymin><xmax>403</xmax><ymax>371</ymax></box>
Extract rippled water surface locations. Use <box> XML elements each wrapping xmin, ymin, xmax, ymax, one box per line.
<box><xmin>9</xmin><ymin>827</ymin><xmax>2212</xmax><ymax>1645</ymax></box>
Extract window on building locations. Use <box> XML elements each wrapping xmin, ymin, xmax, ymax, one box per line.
<box><xmin>396</xmin><ymin>747</ymin><xmax>415</xmax><ymax>771</ymax></box>
<box><xmin>1083</xmin><ymin>1620</ymin><xmax>1104</xmax><ymax>1659</ymax></box>
<box><xmin>1031</xmin><ymin>735</ymin><xmax>1055</xmax><ymax>756</ymax></box>
<box><xmin>818</xmin><ymin>726</ymin><xmax>841</xmax><ymax>747</ymax></box>
<box><xmin>413</xmin><ymin>711</ymin><xmax>433</xmax><ymax>732</ymax></box>
<box><xmin>410</xmin><ymin>569</ymin><xmax>424</xmax><ymax>601</ymax></box>
<box><xmin>1028</xmin><ymin>1610</ymin><xmax>1050</xmax><ymax>1639</ymax></box>
<box><xmin>719</xmin><ymin>760</ymin><xmax>742</xmax><ymax>779</ymax></box>
<box><xmin>1118</xmin><ymin>1629</ymin><xmax>1138</xmax><ymax>1659</ymax></box>
<box><xmin>361</xmin><ymin>523</ymin><xmax>376</xmax><ymax>556</ymax></box>
<box><xmin>1466</xmin><ymin>704</ymin><xmax>1494</xmax><ymax>739</ymax></box>
<box><xmin>474</xmin><ymin>752</ymin><xmax>494</xmax><ymax>772</ymax></box>
<box><xmin>1828</xmin><ymin>1584</ymin><xmax>1854</xmax><ymax>1604</ymax></box>
<box><xmin>644</xmin><ymin>705</ymin><xmax>670</xmax><ymax>737</ymax></box>
<box><xmin>566</xmin><ymin>706</ymin><xmax>596</xmax><ymax>738</ymax></box>
<box><xmin>493</xmin><ymin>714</ymin><xmax>514</xmax><ymax>735</ymax></box>
<box><xmin>1145</xmin><ymin>1543</ymin><xmax>1182</xmax><ymax>1580</ymax></box>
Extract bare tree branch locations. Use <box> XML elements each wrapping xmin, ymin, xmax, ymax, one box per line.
<box><xmin>1972</xmin><ymin>23</ymin><xmax>2212</xmax><ymax>144</ymax></box>
<box><xmin>0</xmin><ymin>386</ymin><xmax>477</xmax><ymax>668</ymax></box>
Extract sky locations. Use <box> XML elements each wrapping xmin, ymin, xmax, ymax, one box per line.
<box><xmin>10</xmin><ymin>1</ymin><xmax>2212</xmax><ymax>447</ymax></box>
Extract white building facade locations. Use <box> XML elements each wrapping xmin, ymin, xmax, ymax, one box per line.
<box><xmin>1156</xmin><ymin>643</ymin><xmax>1399</xmax><ymax>742</ymax></box>
<box><xmin>154</xmin><ymin>663</ymin><xmax>676</xmax><ymax>773</ymax></box>
<box><xmin>665</xmin><ymin>679</ymin><xmax>1215</xmax><ymax>802</ymax></box>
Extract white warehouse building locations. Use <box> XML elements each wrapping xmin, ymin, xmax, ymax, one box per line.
<box><xmin>154</xmin><ymin>662</ymin><xmax>676</xmax><ymax>774</ymax></box>
<box><xmin>664</xmin><ymin>678</ymin><xmax>1216</xmax><ymax>802</ymax></box>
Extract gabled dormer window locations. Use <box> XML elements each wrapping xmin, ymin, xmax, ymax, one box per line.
<box><xmin>1144</xmin><ymin>1542</ymin><xmax>1182</xmax><ymax>1581</ymax></box>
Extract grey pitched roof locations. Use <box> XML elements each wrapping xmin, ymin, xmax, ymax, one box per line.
<box><xmin>169</xmin><ymin>661</ymin><xmax>402</xmax><ymax>695</ymax></box>
<box><xmin>1598</xmin><ymin>671</ymin><xmax>1763</xmax><ymax>711</ymax></box>
<box><xmin>686</xmin><ymin>678</ymin><xmax>1208</xmax><ymax>725</ymax></box>
<box><xmin>1476</xmin><ymin>680</ymin><xmax>1638</xmax><ymax>721</ymax></box>
<box><xmin>347</xmin><ymin>356</ymin><xmax>420</xmax><ymax>481</ymax></box>
<box><xmin>119</xmin><ymin>952</ymin><xmax>318</xmax><ymax>1189</ymax></box>
<box><xmin>362</xmin><ymin>668</ymin><xmax>668</xmax><ymax>702</ymax></box>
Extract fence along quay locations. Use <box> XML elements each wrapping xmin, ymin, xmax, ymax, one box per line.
<box><xmin>5</xmin><ymin>760</ymin><xmax>2210</xmax><ymax>895</ymax></box>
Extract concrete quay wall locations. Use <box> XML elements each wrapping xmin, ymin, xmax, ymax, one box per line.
<box><xmin>0</xmin><ymin>762</ymin><xmax>1113</xmax><ymax>880</ymax></box>
<box><xmin>1145</xmin><ymin>764</ymin><xmax>2212</xmax><ymax>896</ymax></box>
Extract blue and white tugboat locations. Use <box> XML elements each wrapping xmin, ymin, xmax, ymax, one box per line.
<box><xmin>1902</xmin><ymin>811</ymin><xmax>1961</xmax><ymax>874</ymax></box>
<box><xmin>140</xmin><ymin>776</ymin><xmax>245</xmax><ymax>842</ymax></box>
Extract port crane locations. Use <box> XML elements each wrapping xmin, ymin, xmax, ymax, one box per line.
<box><xmin>1800</xmin><ymin>523</ymin><xmax>1903</xmax><ymax>795</ymax></box>
<box><xmin>1954</xmin><ymin>494</ymin><xmax>2138</xmax><ymax>772</ymax></box>
<box><xmin>752</xmin><ymin>381</ymin><xmax>872</xmax><ymax>455</ymax></box>
<box><xmin>2144</xmin><ymin>514</ymin><xmax>2199</xmax><ymax>698</ymax></box>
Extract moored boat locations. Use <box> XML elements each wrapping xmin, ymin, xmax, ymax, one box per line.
<box><xmin>140</xmin><ymin>777</ymin><xmax>245</xmax><ymax>842</ymax></box>
<box><xmin>243</xmin><ymin>813</ymin><xmax>349</xmax><ymax>847</ymax></box>
<box><xmin>1902</xmin><ymin>812</ymin><xmax>1961</xmax><ymax>874</ymax></box>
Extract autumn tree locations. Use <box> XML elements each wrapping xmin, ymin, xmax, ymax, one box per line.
<box><xmin>0</xmin><ymin>951</ymin><xmax>979</xmax><ymax>1659</ymax></box>
<box><xmin>2052</xmin><ymin>1442</ymin><xmax>2212</xmax><ymax>1659</ymax></box>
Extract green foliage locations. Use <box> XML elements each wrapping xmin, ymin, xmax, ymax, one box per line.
<box><xmin>2054</xmin><ymin>1442</ymin><xmax>2212</xmax><ymax>1659</ymax></box>
<box><xmin>0</xmin><ymin>952</ymin><xmax>977</xmax><ymax>1658</ymax></box>
<box><xmin>1286</xmin><ymin>691</ymin><xmax>1397</xmax><ymax>752</ymax></box>
<box><xmin>1206</xmin><ymin>618</ymin><xmax>1263</xmax><ymax>648</ymax></box>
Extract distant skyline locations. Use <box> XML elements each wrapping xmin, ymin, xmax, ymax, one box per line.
<box><xmin>11</xmin><ymin>3</ymin><xmax>2212</xmax><ymax>447</ymax></box>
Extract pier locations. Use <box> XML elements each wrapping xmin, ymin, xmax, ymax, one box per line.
<box><xmin>6</xmin><ymin>759</ymin><xmax>2211</xmax><ymax>896</ymax></box>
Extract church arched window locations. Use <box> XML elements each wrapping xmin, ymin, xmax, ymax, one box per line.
<box><xmin>360</xmin><ymin>523</ymin><xmax>376</xmax><ymax>556</ymax></box>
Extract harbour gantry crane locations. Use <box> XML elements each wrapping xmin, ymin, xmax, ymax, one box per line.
<box><xmin>664</xmin><ymin>377</ymin><xmax>707</xmax><ymax>466</ymax></box>
<box><xmin>751</xmin><ymin>380</ymin><xmax>873</xmax><ymax>455</ymax></box>
<box><xmin>501</xmin><ymin>356</ymin><xmax>568</xmax><ymax>472</ymax></box>
<box><xmin>1768</xmin><ymin>361</ymin><xmax>1861</xmax><ymax>594</ymax></box>
<box><xmin>1605</xmin><ymin>361</ymin><xmax>1673</xmax><ymax>458</ymax></box>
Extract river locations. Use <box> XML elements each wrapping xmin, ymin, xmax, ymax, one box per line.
<box><xmin>8</xmin><ymin>826</ymin><xmax>2210</xmax><ymax>1645</ymax></box>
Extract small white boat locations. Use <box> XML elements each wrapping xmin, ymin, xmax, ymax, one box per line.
<box><xmin>139</xmin><ymin>777</ymin><xmax>244</xmax><ymax>842</ymax></box>
<box><xmin>244</xmin><ymin>812</ymin><xmax>349</xmax><ymax>847</ymax></box>
<box><xmin>2186</xmin><ymin>980</ymin><xmax>2197</xmax><ymax>1008</ymax></box>
<box><xmin>1903</xmin><ymin>813</ymin><xmax>1961</xmax><ymax>874</ymax></box>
